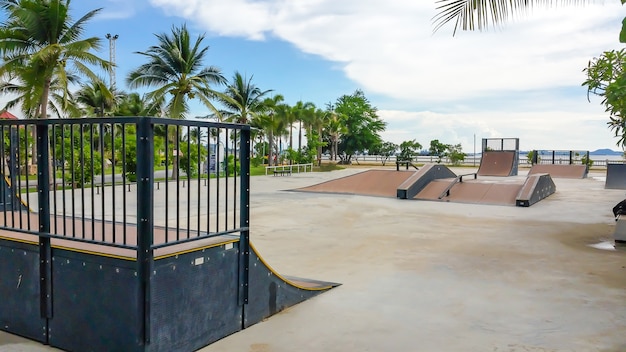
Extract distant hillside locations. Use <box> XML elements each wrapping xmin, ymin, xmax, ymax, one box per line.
<box><xmin>590</xmin><ymin>149</ymin><xmax>622</xmax><ymax>156</ymax></box>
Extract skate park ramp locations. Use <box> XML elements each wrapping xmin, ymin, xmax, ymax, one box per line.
<box><xmin>396</xmin><ymin>164</ymin><xmax>456</xmax><ymax>199</ymax></box>
<box><xmin>295</xmin><ymin>169</ymin><xmax>417</xmax><ymax>197</ymax></box>
<box><xmin>528</xmin><ymin>164</ymin><xmax>588</xmax><ymax>179</ymax></box>
<box><xmin>296</xmin><ymin>165</ymin><xmax>555</xmax><ymax>207</ymax></box>
<box><xmin>477</xmin><ymin>151</ymin><xmax>517</xmax><ymax>176</ymax></box>
<box><xmin>245</xmin><ymin>242</ymin><xmax>340</xmax><ymax>328</ymax></box>
<box><xmin>605</xmin><ymin>163</ymin><xmax>626</xmax><ymax>189</ymax></box>
<box><xmin>413</xmin><ymin>173</ymin><xmax>555</xmax><ymax>206</ymax></box>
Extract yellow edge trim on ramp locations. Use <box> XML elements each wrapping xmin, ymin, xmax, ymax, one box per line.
<box><xmin>0</xmin><ymin>235</ymin><xmax>241</xmax><ymax>262</ymax></box>
<box><xmin>154</xmin><ymin>239</ymin><xmax>240</xmax><ymax>260</ymax></box>
<box><xmin>250</xmin><ymin>242</ymin><xmax>334</xmax><ymax>292</ymax></box>
<box><xmin>4</xmin><ymin>175</ymin><xmax>34</xmax><ymax>212</ymax></box>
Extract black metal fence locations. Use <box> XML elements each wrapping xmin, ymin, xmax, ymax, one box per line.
<box><xmin>0</xmin><ymin>116</ymin><xmax>251</xmax><ymax>252</ymax></box>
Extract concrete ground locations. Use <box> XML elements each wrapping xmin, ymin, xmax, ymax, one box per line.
<box><xmin>1</xmin><ymin>166</ymin><xmax>626</xmax><ymax>352</ymax></box>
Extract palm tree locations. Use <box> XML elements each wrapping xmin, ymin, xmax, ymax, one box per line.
<box><xmin>254</xmin><ymin>95</ymin><xmax>287</xmax><ymax>166</ymax></box>
<box><xmin>127</xmin><ymin>24</ymin><xmax>227</xmax><ymax>178</ymax></box>
<box><xmin>219</xmin><ymin>71</ymin><xmax>272</xmax><ymax>124</ymax></box>
<box><xmin>325</xmin><ymin>107</ymin><xmax>347</xmax><ymax>162</ymax></box>
<box><xmin>113</xmin><ymin>92</ymin><xmax>159</xmax><ymax>117</ymax></box>
<box><xmin>0</xmin><ymin>0</ymin><xmax>110</xmax><ymax>119</ymax></box>
<box><xmin>75</xmin><ymin>78</ymin><xmax>115</xmax><ymax>117</ymax></box>
<box><xmin>291</xmin><ymin>100</ymin><xmax>315</xmax><ymax>155</ymax></box>
<box><xmin>0</xmin><ymin>0</ymin><xmax>108</xmax><ymax>177</ymax></box>
<box><xmin>127</xmin><ymin>24</ymin><xmax>227</xmax><ymax>119</ymax></box>
<box><xmin>433</xmin><ymin>0</ymin><xmax>599</xmax><ymax>35</ymax></box>
<box><xmin>307</xmin><ymin>107</ymin><xmax>328</xmax><ymax>165</ymax></box>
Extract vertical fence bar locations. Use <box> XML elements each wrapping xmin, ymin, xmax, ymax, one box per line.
<box><xmin>23</xmin><ymin>125</ymin><xmax>31</xmax><ymax>230</ymax></box>
<box><xmin>218</xmin><ymin>128</ymin><xmax>227</xmax><ymax>231</ymax></box>
<box><xmin>80</xmin><ymin>125</ymin><xmax>86</xmax><ymax>238</ymax></box>
<box><xmin>36</xmin><ymin>123</ymin><xmax>53</xmax><ymax>333</ymax></box>
<box><xmin>121</xmin><ymin>124</ymin><xmax>127</xmax><ymax>245</ymax></box>
<box><xmin>51</xmin><ymin>125</ymin><xmax>58</xmax><ymax>234</ymax></box>
<box><xmin>111</xmin><ymin>123</ymin><xmax>116</xmax><ymax>243</ymax></box>
<box><xmin>196</xmin><ymin>126</ymin><xmax>201</xmax><ymax>236</ymax></box>
<box><xmin>176</xmin><ymin>125</ymin><xmax>180</xmax><ymax>241</ymax></box>
<box><xmin>70</xmin><ymin>124</ymin><xmax>76</xmax><ymax>237</ymax></box>
<box><xmin>233</xmin><ymin>129</ymin><xmax>238</xmax><ymax>230</ymax></box>
<box><xmin>164</xmin><ymin>124</ymin><xmax>169</xmax><ymax>242</ymax></box>
<box><xmin>1</xmin><ymin>126</ymin><xmax>6</xmax><ymax>225</ymax></box>
<box><xmin>14</xmin><ymin>127</ymin><xmax>22</xmax><ymax>228</ymax></box>
<box><xmin>100</xmin><ymin>124</ymin><xmax>106</xmax><ymax>242</ymax></box>
<box><xmin>186</xmin><ymin>125</ymin><xmax>191</xmax><ymax>239</ymax></box>
<box><xmin>136</xmin><ymin>117</ymin><xmax>154</xmax><ymax>344</ymax></box>
<box><xmin>90</xmin><ymin>125</ymin><xmax>95</xmax><ymax>240</ymax></box>
<box><xmin>238</xmin><ymin>127</ymin><xmax>250</xmax><ymax>309</ymax></box>
<box><xmin>216</xmin><ymin>128</ymin><xmax>220</xmax><ymax>233</ymax></box>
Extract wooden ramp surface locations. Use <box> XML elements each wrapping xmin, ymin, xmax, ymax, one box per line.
<box><xmin>296</xmin><ymin>169</ymin><xmax>416</xmax><ymax>197</ymax></box>
<box><xmin>416</xmin><ymin>179</ymin><xmax>522</xmax><ymax>206</ymax></box>
<box><xmin>477</xmin><ymin>151</ymin><xmax>516</xmax><ymax>176</ymax></box>
<box><xmin>529</xmin><ymin>164</ymin><xmax>587</xmax><ymax>179</ymax></box>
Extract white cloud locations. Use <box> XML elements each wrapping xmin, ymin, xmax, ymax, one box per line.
<box><xmin>149</xmin><ymin>0</ymin><xmax>625</xmax><ymax>150</ymax></box>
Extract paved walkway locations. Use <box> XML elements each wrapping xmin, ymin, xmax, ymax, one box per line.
<box><xmin>2</xmin><ymin>167</ymin><xmax>626</xmax><ymax>352</ymax></box>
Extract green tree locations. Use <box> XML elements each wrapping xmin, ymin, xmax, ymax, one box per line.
<box><xmin>292</xmin><ymin>100</ymin><xmax>315</xmax><ymax>155</ymax></box>
<box><xmin>0</xmin><ymin>0</ymin><xmax>109</xmax><ymax>119</ymax></box>
<box><xmin>432</xmin><ymin>0</ymin><xmax>624</xmax><ymax>37</ymax></box>
<box><xmin>127</xmin><ymin>24</ymin><xmax>227</xmax><ymax>119</ymax></box>
<box><xmin>369</xmin><ymin>141</ymin><xmax>397</xmax><ymax>166</ymax></box>
<box><xmin>254</xmin><ymin>95</ymin><xmax>287</xmax><ymax>166</ymax></box>
<box><xmin>75</xmin><ymin>77</ymin><xmax>115</xmax><ymax>116</ymax></box>
<box><xmin>429</xmin><ymin>139</ymin><xmax>448</xmax><ymax>163</ymax></box>
<box><xmin>583</xmin><ymin>49</ymin><xmax>626</xmax><ymax>148</ymax></box>
<box><xmin>219</xmin><ymin>72</ymin><xmax>271</xmax><ymax>124</ymax></box>
<box><xmin>333</xmin><ymin>90</ymin><xmax>386</xmax><ymax>164</ymax></box>
<box><xmin>0</xmin><ymin>0</ymin><xmax>109</xmax><ymax>176</ymax></box>
<box><xmin>398</xmin><ymin>140</ymin><xmax>422</xmax><ymax>162</ymax></box>
<box><xmin>127</xmin><ymin>24</ymin><xmax>226</xmax><ymax>179</ymax></box>
<box><xmin>447</xmin><ymin>143</ymin><xmax>465</xmax><ymax>166</ymax></box>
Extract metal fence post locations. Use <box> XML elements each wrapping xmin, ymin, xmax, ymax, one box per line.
<box><xmin>136</xmin><ymin>117</ymin><xmax>154</xmax><ymax>344</ymax></box>
<box><xmin>36</xmin><ymin>123</ymin><xmax>52</xmax><ymax>336</ymax></box>
<box><xmin>238</xmin><ymin>127</ymin><xmax>251</xmax><ymax>310</ymax></box>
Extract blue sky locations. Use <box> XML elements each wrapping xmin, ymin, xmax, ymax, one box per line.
<box><xmin>57</xmin><ymin>1</ymin><xmax>626</xmax><ymax>151</ymax></box>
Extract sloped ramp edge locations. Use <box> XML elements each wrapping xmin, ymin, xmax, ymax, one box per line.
<box><xmin>244</xmin><ymin>242</ymin><xmax>340</xmax><ymax>328</ymax></box>
<box><xmin>397</xmin><ymin>164</ymin><xmax>457</xmax><ymax>199</ymax></box>
<box><xmin>477</xmin><ymin>151</ymin><xmax>517</xmax><ymax>176</ymax></box>
<box><xmin>529</xmin><ymin>164</ymin><xmax>587</xmax><ymax>179</ymax></box>
<box><xmin>605</xmin><ymin>163</ymin><xmax>626</xmax><ymax>189</ymax></box>
<box><xmin>515</xmin><ymin>173</ymin><xmax>556</xmax><ymax>207</ymax></box>
<box><xmin>1</xmin><ymin>174</ymin><xmax>30</xmax><ymax>211</ymax></box>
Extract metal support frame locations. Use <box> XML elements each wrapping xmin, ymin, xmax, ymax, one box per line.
<box><xmin>238</xmin><ymin>129</ymin><xmax>251</xmax><ymax>311</ymax></box>
<box><xmin>36</xmin><ymin>124</ymin><xmax>52</xmax><ymax>342</ymax></box>
<box><xmin>136</xmin><ymin>118</ymin><xmax>154</xmax><ymax>344</ymax></box>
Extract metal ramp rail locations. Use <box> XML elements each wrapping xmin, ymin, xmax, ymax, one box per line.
<box><xmin>438</xmin><ymin>173</ymin><xmax>478</xmax><ymax>199</ymax></box>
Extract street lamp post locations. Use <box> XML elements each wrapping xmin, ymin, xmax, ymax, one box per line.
<box><xmin>105</xmin><ymin>33</ymin><xmax>119</xmax><ymax>89</ymax></box>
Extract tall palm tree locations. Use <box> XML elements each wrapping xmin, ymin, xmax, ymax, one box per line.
<box><xmin>127</xmin><ymin>24</ymin><xmax>227</xmax><ymax>119</ymax></box>
<box><xmin>219</xmin><ymin>71</ymin><xmax>272</xmax><ymax>124</ymax></box>
<box><xmin>0</xmin><ymin>0</ymin><xmax>110</xmax><ymax>119</ymax></box>
<box><xmin>127</xmin><ymin>24</ymin><xmax>226</xmax><ymax>178</ymax></box>
<box><xmin>75</xmin><ymin>77</ymin><xmax>115</xmax><ymax>117</ymax></box>
<box><xmin>433</xmin><ymin>0</ymin><xmax>599</xmax><ymax>35</ymax></box>
<box><xmin>307</xmin><ymin>107</ymin><xmax>328</xmax><ymax>165</ymax></box>
<box><xmin>291</xmin><ymin>100</ymin><xmax>315</xmax><ymax>155</ymax></box>
<box><xmin>325</xmin><ymin>108</ymin><xmax>347</xmax><ymax>162</ymax></box>
<box><xmin>0</xmin><ymin>0</ymin><xmax>108</xmax><ymax>177</ymax></box>
<box><xmin>113</xmin><ymin>92</ymin><xmax>157</xmax><ymax>117</ymax></box>
<box><xmin>254</xmin><ymin>95</ymin><xmax>286</xmax><ymax>166</ymax></box>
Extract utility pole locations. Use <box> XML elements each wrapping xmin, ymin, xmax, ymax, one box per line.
<box><xmin>105</xmin><ymin>33</ymin><xmax>119</xmax><ymax>89</ymax></box>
